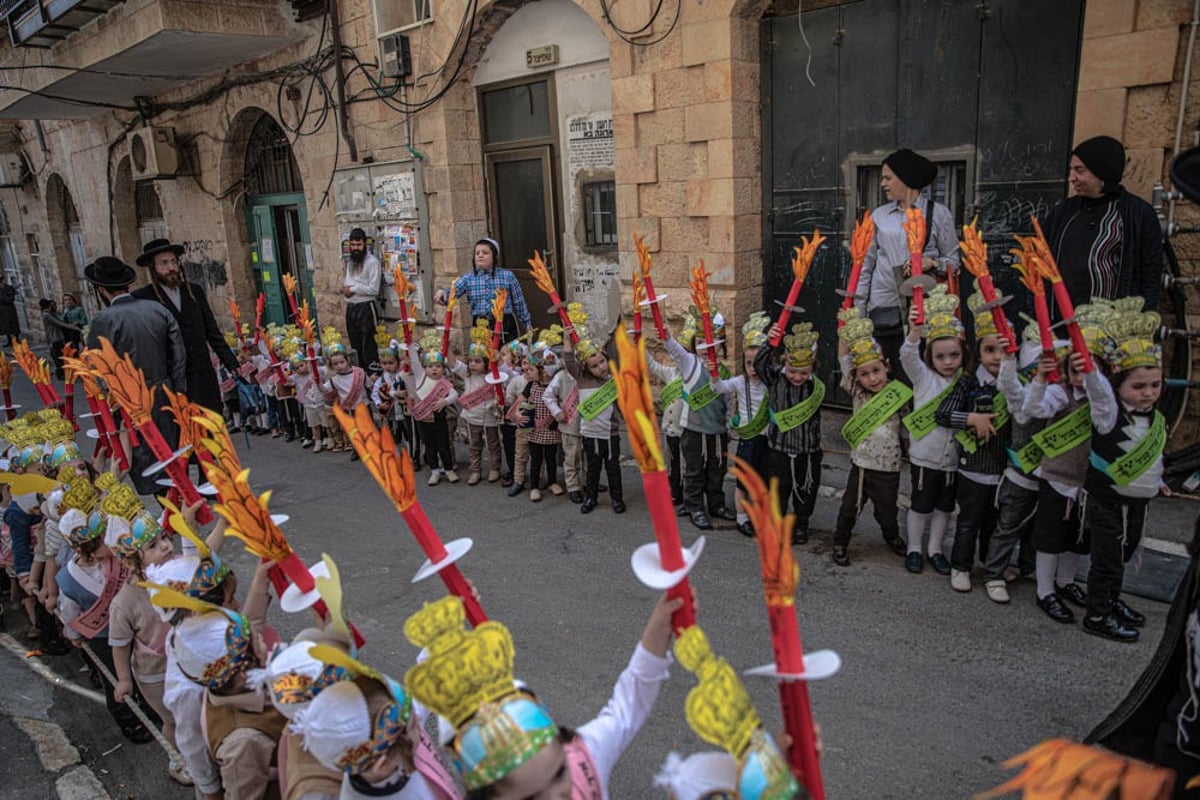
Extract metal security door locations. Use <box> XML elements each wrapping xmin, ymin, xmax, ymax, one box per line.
<box><xmin>248</xmin><ymin>204</ymin><xmax>285</xmax><ymax>326</ymax></box>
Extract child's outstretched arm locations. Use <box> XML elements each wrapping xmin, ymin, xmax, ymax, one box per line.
<box><xmin>753</xmin><ymin>328</ymin><xmax>782</xmax><ymax>386</ymax></box>
<box><xmin>996</xmin><ymin>337</ymin><xmax>1030</xmax><ymax>424</ymax></box>
<box><xmin>1083</xmin><ymin>357</ymin><xmax>1119</xmax><ymax>435</ymax></box>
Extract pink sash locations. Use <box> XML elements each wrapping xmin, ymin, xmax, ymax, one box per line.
<box><xmin>457</xmin><ymin>381</ymin><xmax>495</xmax><ymax>411</ymax></box>
<box><xmin>562</xmin><ymin>384</ymin><xmax>579</xmax><ymax>426</ymax></box>
<box><xmin>414</xmin><ymin>724</ymin><xmax>460</xmax><ymax>799</ymax></box>
<box><xmin>134</xmin><ymin>618</ymin><xmax>169</xmax><ymax>657</ymax></box>
<box><xmin>337</xmin><ymin>368</ymin><xmax>367</xmax><ymax>411</ymax></box>
<box><xmin>69</xmin><ymin>558</ymin><xmax>130</xmax><ymax>639</ymax></box>
<box><xmin>408</xmin><ymin>379</ymin><xmax>452</xmax><ymax>420</ymax></box>
<box><xmin>565</xmin><ymin>738</ymin><xmax>604</xmax><ymax>799</ymax></box>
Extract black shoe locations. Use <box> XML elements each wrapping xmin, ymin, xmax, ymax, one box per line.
<box><xmin>598</xmin><ymin>484</ymin><xmax>608</xmax><ymax>493</ymax></box>
<box><xmin>737</xmin><ymin>521</ymin><xmax>755</xmax><ymax>538</ymax></box>
<box><xmin>1036</xmin><ymin>593</ymin><xmax>1075</xmax><ymax>624</ymax></box>
<box><xmin>928</xmin><ymin>554</ymin><xmax>951</xmax><ymax>576</ymax></box>
<box><xmin>792</xmin><ymin>528</ymin><xmax>809</xmax><ymax>545</ymax></box>
<box><xmin>569</xmin><ymin>491</ymin><xmax>584</xmax><ymax>504</ymax></box>
<box><xmin>121</xmin><ymin>723</ymin><xmax>154</xmax><ymax>745</ymax></box>
<box><xmin>675</xmin><ymin>503</ymin><xmax>688</xmax><ymax>517</ymax></box>
<box><xmin>1112</xmin><ymin>597</ymin><xmax>1145</xmax><ymax>628</ymax></box>
<box><xmin>285</xmin><ymin>433</ymin><xmax>296</xmax><ymax>442</ymax></box>
<box><xmin>905</xmin><ymin>552</ymin><xmax>923</xmax><ymax>573</ymax></box>
<box><xmin>1056</xmin><ymin>582</ymin><xmax>1087</xmax><ymax>608</ymax></box>
<box><xmin>612</xmin><ymin>500</ymin><xmax>626</xmax><ymax>514</ymax></box>
<box><xmin>690</xmin><ymin>511</ymin><xmax>713</xmax><ymax>530</ymax></box>
<box><xmin>501</xmin><ymin>475</ymin><xmax>513</xmax><ymax>487</ymax></box>
<box><xmin>41</xmin><ymin>639</ymin><xmax>71</xmax><ymax>656</ymax></box>
<box><xmin>832</xmin><ymin>546</ymin><xmax>850</xmax><ymax>567</ymax></box>
<box><xmin>581</xmin><ymin>498</ymin><xmax>597</xmax><ymax>514</ymax></box>
<box><xmin>712</xmin><ymin>507</ymin><xmax>737</xmax><ymax>522</ymax></box>
<box><xmin>507</xmin><ymin>483</ymin><xmax>525</xmax><ymax>497</ymax></box>
<box><xmin>350</xmin><ymin>452</ymin><xmax>360</xmax><ymax>462</ymax></box>
<box><xmin>1082</xmin><ymin>613</ymin><xmax>1139</xmax><ymax>643</ymax></box>
<box><xmin>885</xmin><ymin>536</ymin><xmax>907</xmax><ymax>557</ymax></box>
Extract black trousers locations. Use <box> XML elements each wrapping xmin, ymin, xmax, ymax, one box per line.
<box><xmin>667</xmin><ymin>435</ymin><xmax>683</xmax><ymax>505</ymax></box>
<box><xmin>681</xmin><ymin>430</ymin><xmax>727</xmax><ymax>514</ymax></box>
<box><xmin>950</xmin><ymin>475</ymin><xmax>999</xmax><ymax>572</ymax></box>
<box><xmin>416</xmin><ymin>412</ymin><xmax>453</xmax><ymax>470</ymax></box>
<box><xmin>835</xmin><ymin>465</ymin><xmax>900</xmax><ymax>546</ymax></box>
<box><xmin>767</xmin><ymin>448</ymin><xmax>822</xmax><ymax>531</ymax></box>
<box><xmin>1033</xmin><ymin>481</ymin><xmax>1090</xmax><ymax>555</ymax></box>
<box><xmin>346</xmin><ymin>301</ymin><xmax>379</xmax><ymax>372</ymax></box>
<box><xmin>501</xmin><ymin>424</ymin><xmax>516</xmax><ymax>477</ymax></box>
<box><xmin>982</xmin><ymin>476</ymin><xmax>1040</xmax><ymax>581</ymax></box>
<box><xmin>584</xmin><ymin>435</ymin><xmax>623</xmax><ymax>502</ymax></box>
<box><xmin>875</xmin><ymin>326</ymin><xmax>911</xmax><ymax>387</ymax></box>
<box><xmin>528</xmin><ymin>442</ymin><xmax>559</xmax><ymax>489</ymax></box>
<box><xmin>84</xmin><ymin>637</ymin><xmax>153</xmax><ymax>733</ymax></box>
<box><xmin>1084</xmin><ymin>496</ymin><xmax>1146</xmax><ymax>618</ymax></box>
<box><xmin>909</xmin><ymin>465</ymin><xmax>958</xmax><ymax>514</ymax></box>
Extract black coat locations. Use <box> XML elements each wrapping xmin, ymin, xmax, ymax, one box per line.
<box><xmin>132</xmin><ymin>282</ymin><xmax>238</xmax><ymax>412</ymax></box>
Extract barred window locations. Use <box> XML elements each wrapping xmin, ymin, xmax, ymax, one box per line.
<box><xmin>582</xmin><ymin>180</ymin><xmax>616</xmax><ymax>248</ymax></box>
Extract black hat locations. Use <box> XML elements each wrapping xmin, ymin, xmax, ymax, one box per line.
<box><xmin>348</xmin><ymin>227</ymin><xmax>367</xmax><ymax>241</ymax></box>
<box><xmin>1072</xmin><ymin>136</ymin><xmax>1126</xmax><ymax>187</ymax></box>
<box><xmin>883</xmin><ymin>149</ymin><xmax>938</xmax><ymax>190</ymax></box>
<box><xmin>84</xmin><ymin>256</ymin><xmax>136</xmax><ymax>289</ymax></box>
<box><xmin>1171</xmin><ymin>145</ymin><xmax>1200</xmax><ymax>203</ymax></box>
<box><xmin>136</xmin><ymin>238</ymin><xmax>185</xmax><ymax>267</ymax></box>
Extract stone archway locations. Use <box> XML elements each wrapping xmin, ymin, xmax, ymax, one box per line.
<box><xmin>44</xmin><ymin>173</ymin><xmax>88</xmax><ymax>311</ymax></box>
<box><xmin>113</xmin><ymin>156</ymin><xmax>140</xmax><ymax>265</ymax></box>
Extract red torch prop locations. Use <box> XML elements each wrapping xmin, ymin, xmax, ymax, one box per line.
<box><xmin>252</xmin><ymin>293</ymin><xmax>265</xmax><ymax>346</ymax></box>
<box><xmin>631</xmin><ymin>272</ymin><xmax>645</xmax><ymax>343</ymax></box>
<box><xmin>59</xmin><ymin>343</ymin><xmax>79</xmax><ymax>429</ymax></box>
<box><xmin>1029</xmin><ymin>216</ymin><xmax>1095</xmax><ymax>374</ymax></box>
<box><xmin>295</xmin><ymin>300</ymin><xmax>321</xmax><ymax>380</ymax></box>
<box><xmin>64</xmin><ymin>354</ymin><xmax>129</xmax><ymax>471</ymax></box>
<box><xmin>12</xmin><ymin>339</ymin><xmax>61</xmax><ymax>408</ymax></box>
<box><xmin>334</xmin><ymin>403</ymin><xmax>488</xmax><ymax>627</ymax></box>
<box><xmin>1010</xmin><ymin>238</ymin><xmax>1060</xmax><ymax>383</ymax></box>
<box><xmin>960</xmin><ymin>219</ymin><xmax>1019</xmax><ymax>354</ymax></box>
<box><xmin>769</xmin><ymin>231</ymin><xmax>825</xmax><ymax>345</ymax></box>
<box><xmin>613</xmin><ymin>326</ymin><xmax>699</xmax><ymax>632</ymax></box>
<box><xmin>0</xmin><ymin>352</ymin><xmax>18</xmax><ymax>420</ymax></box>
<box><xmin>84</xmin><ymin>338</ymin><xmax>213</xmax><ymax>524</ymax></box>
<box><xmin>440</xmin><ymin>286</ymin><xmax>457</xmax><ymax>362</ymax></box>
<box><xmin>838</xmin><ymin>214</ymin><xmax>876</xmax><ymax>325</ymax></box>
<box><xmin>901</xmin><ymin>208</ymin><xmax>935</xmax><ymax>325</ymax></box>
<box><xmin>529</xmin><ymin>251</ymin><xmax>579</xmax><ymax>343</ymax></box>
<box><xmin>228</xmin><ymin>298</ymin><xmax>244</xmax><ymax>348</ymax></box>
<box><xmin>392</xmin><ymin>266</ymin><xmax>416</xmax><ymax>354</ymax></box>
<box><xmin>689</xmin><ymin>263</ymin><xmax>722</xmax><ymax>380</ymax></box>
<box><xmin>634</xmin><ymin>234</ymin><xmax>669</xmax><ymax>340</ymax></box>
<box><xmin>731</xmin><ymin>457</ymin><xmax>839</xmax><ymax>799</ymax></box>
<box><xmin>486</xmin><ymin>289</ymin><xmax>508</xmax><ymax>405</ymax></box>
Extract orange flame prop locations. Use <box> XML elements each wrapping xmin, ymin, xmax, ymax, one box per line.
<box><xmin>903</xmin><ymin>207</ymin><xmax>926</xmax><ymax>254</ymax></box>
<box><xmin>63</xmin><ymin>351</ymin><xmax>125</xmax><ymax>465</ymax></box>
<box><xmin>297</xmin><ymin>300</ymin><xmax>316</xmax><ymax>346</ymax></box>
<box><xmin>1027</xmin><ymin>216</ymin><xmax>1094</xmax><ymax>373</ymax></box>
<box><xmin>82</xmin><ymin>338</ymin><xmax>156</xmax><ymax>426</ymax></box>
<box><xmin>0</xmin><ymin>352</ymin><xmax>12</xmax><ymax>390</ymax></box>
<box><xmin>977</xmin><ymin>739</ymin><xmax>1173</xmax><ymax>800</ymax></box>
<box><xmin>490</xmin><ymin>288</ymin><xmax>508</xmax><ymax>334</ymax></box>
<box><xmin>769</xmin><ymin>229</ymin><xmax>825</xmax><ymax>345</ymax></box>
<box><xmin>62</xmin><ymin>355</ymin><xmax>99</xmax><ymax>398</ymax></box>
<box><xmin>282</xmin><ymin>273</ymin><xmax>298</xmax><ymax>298</ymax></box>
<box><xmin>195</xmin><ymin>407</ymin><xmax>247</xmax><ymax>483</ymax></box>
<box><xmin>633</xmin><ymin>233</ymin><xmax>667</xmax><ymax>338</ymax></box>
<box><xmin>444</xmin><ymin>283</ymin><xmax>458</xmax><ymax>315</ymax></box>
<box><xmin>732</xmin><ymin>462</ymin><xmax>798</xmax><ymax>606</ymax></box>
<box><xmin>634</xmin><ymin>233</ymin><xmax>653</xmax><ymax>279</ymax></box>
<box><xmin>12</xmin><ymin>339</ymin><xmax>51</xmax><ymax>388</ymax></box>
<box><xmin>1010</xmin><ymin>237</ymin><xmax>1059</xmax><ymax>383</ymax></box>
<box><xmin>689</xmin><ymin>264</ymin><xmax>712</xmax><ymax>315</ymax></box>
<box><xmin>61</xmin><ymin>343</ymin><xmax>79</xmax><ymax>383</ymax></box>
<box><xmin>959</xmin><ymin>218</ymin><xmax>1018</xmax><ymax>353</ymax></box>
<box><xmin>632</xmin><ymin>271</ymin><xmax>646</xmax><ymax>308</ymax></box>
<box><xmin>528</xmin><ymin>250</ymin><xmax>556</xmax><ymax>296</ymax></box>
<box><xmin>849</xmin><ymin>213</ymin><xmax>875</xmax><ymax>264</ymax></box>
<box><xmin>164</xmin><ymin>388</ymin><xmax>207</xmax><ymax>455</ymax></box>
<box><xmin>392</xmin><ymin>265</ymin><xmax>411</xmax><ymax>300</ymax></box>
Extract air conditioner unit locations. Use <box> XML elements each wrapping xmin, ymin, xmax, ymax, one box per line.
<box><xmin>127</xmin><ymin>126</ymin><xmax>179</xmax><ymax>180</ymax></box>
<box><xmin>0</xmin><ymin>153</ymin><xmax>25</xmax><ymax>187</ymax></box>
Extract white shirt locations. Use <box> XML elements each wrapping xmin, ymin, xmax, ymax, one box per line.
<box><xmin>344</xmin><ymin>254</ymin><xmax>381</xmax><ymax>305</ymax></box>
<box><xmin>164</xmin><ymin>640</ymin><xmax>223</xmax><ymax>794</ymax></box>
<box><xmin>996</xmin><ymin>358</ymin><xmax>1039</xmax><ymax>492</ymax></box>
<box><xmin>899</xmin><ymin>339</ymin><xmax>959</xmax><ymax>472</ymax></box>
<box><xmin>713</xmin><ymin>373</ymin><xmax>767</xmax><ymax>441</ymax></box>
<box><xmin>1023</xmin><ymin>371</ymin><xmax>1113</xmax><ymax>499</ymax></box>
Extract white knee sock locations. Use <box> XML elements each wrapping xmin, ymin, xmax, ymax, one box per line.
<box><xmin>906</xmin><ymin>510</ymin><xmax>930</xmax><ymax>555</ymax></box>
<box><xmin>927</xmin><ymin>510</ymin><xmax>952</xmax><ymax>557</ymax></box>
<box><xmin>1036</xmin><ymin>552</ymin><xmax>1058</xmax><ymax>599</ymax></box>
<box><xmin>1056</xmin><ymin>552</ymin><xmax>1081</xmax><ymax>587</ymax></box>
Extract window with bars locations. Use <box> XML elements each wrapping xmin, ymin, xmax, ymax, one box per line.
<box><xmin>135</xmin><ymin>183</ymin><xmax>167</xmax><ymax>244</ymax></box>
<box><xmin>245</xmin><ymin>115</ymin><xmax>303</xmax><ymax>196</ymax></box>
<box><xmin>855</xmin><ymin>160</ymin><xmax>969</xmax><ymax>230</ymax></box>
<box><xmin>582</xmin><ymin>180</ymin><xmax>616</xmax><ymax>248</ymax></box>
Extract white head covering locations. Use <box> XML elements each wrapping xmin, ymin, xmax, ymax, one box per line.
<box><xmin>654</xmin><ymin>751</ymin><xmax>738</xmax><ymax>800</ymax></box>
<box><xmin>265</xmin><ymin>638</ymin><xmax>333</xmax><ymax>720</ymax></box>
<box><xmin>170</xmin><ymin>610</ymin><xmax>261</xmax><ymax>691</ymax></box>
<box><xmin>293</xmin><ymin>679</ymin><xmax>371</xmax><ymax>772</ymax></box>
<box><xmin>58</xmin><ymin>508</ymin><xmax>88</xmax><ymax>542</ymax></box>
<box><xmin>145</xmin><ymin>557</ymin><xmax>203</xmax><ymax>621</ymax></box>
<box><xmin>42</xmin><ymin>489</ymin><xmax>64</xmax><ymax>523</ymax></box>
<box><xmin>104</xmin><ymin>514</ymin><xmax>130</xmax><ymax>549</ymax></box>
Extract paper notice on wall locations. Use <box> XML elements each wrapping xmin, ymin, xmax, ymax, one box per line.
<box><xmin>374</xmin><ymin>170</ymin><xmax>416</xmax><ymax>219</ymax></box>
<box><xmin>567</xmin><ymin>112</ymin><xmax>614</xmax><ymax>174</ymax></box>
<box><xmin>261</xmin><ymin>239</ymin><xmax>275</xmax><ymax>263</ymax></box>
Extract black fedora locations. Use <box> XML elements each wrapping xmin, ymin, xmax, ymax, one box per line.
<box><xmin>84</xmin><ymin>256</ymin><xmax>137</xmax><ymax>289</ymax></box>
<box><xmin>136</xmin><ymin>238</ymin><xmax>185</xmax><ymax>267</ymax></box>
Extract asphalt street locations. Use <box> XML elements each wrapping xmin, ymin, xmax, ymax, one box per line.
<box><xmin>3</xmin><ymin>372</ymin><xmax>1198</xmax><ymax>798</ymax></box>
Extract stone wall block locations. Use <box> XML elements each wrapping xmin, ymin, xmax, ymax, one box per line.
<box><xmin>616</xmin><ymin>145</ymin><xmax>659</xmax><ymax>184</ymax></box>
<box><xmin>1083</xmin><ymin>0</ymin><xmax>1137</xmax><ymax>39</ymax></box>
<box><xmin>684</xmin><ymin>102</ymin><xmax>733</xmax><ymax>142</ymax></box>
<box><xmin>1073</xmin><ymin>87</ymin><xmax>1128</xmax><ymax>141</ymax></box>
<box><xmin>685</xmin><ymin>177</ymin><xmax>733</xmax><ymax>217</ymax></box>
<box><xmin>682</xmin><ymin>19</ymin><xmax>731</xmax><ymax>66</ymax></box>
<box><xmin>656</xmin><ymin>142</ymin><xmax>707</xmax><ymax>181</ymax></box>
<box><xmin>636</xmin><ymin>108</ymin><xmax>686</xmax><ymax>147</ymax></box>
<box><xmin>1078</xmin><ymin>28</ymin><xmax>1179</xmax><ymax>91</ymax></box>
<box><xmin>640</xmin><ymin>181</ymin><xmax>688</xmax><ymax>217</ymax></box>
<box><xmin>612</xmin><ymin>74</ymin><xmax>656</xmax><ymax>115</ymax></box>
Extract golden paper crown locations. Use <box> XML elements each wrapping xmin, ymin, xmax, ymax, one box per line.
<box><xmin>782</xmin><ymin>323</ymin><xmax>818</xmax><ymax>369</ymax></box>
<box><xmin>536</xmin><ymin>325</ymin><xmax>563</xmax><ymax>349</ymax></box>
<box><xmin>1104</xmin><ymin>308</ymin><xmax>1162</xmax><ymax>372</ymax></box>
<box><xmin>224</xmin><ymin>331</ymin><xmax>238</xmax><ymax>348</ymax></box>
<box><xmin>837</xmin><ymin>309</ymin><xmax>884</xmax><ymax>368</ymax></box>
<box><xmin>99</xmin><ymin>483</ymin><xmax>144</xmax><ymax>521</ymax></box>
<box><xmin>403</xmin><ymin>596</ymin><xmax>518</xmax><ymax>728</ymax></box>
<box><xmin>94</xmin><ymin>472</ymin><xmax>120</xmax><ymax>493</ymax></box>
<box><xmin>279</xmin><ymin>337</ymin><xmax>302</xmax><ymax>359</ymax></box>
<box><xmin>467</xmin><ymin>319</ymin><xmax>494</xmax><ymax>360</ymax></box>
<box><xmin>40</xmin><ymin>418</ymin><xmax>75</xmax><ymax>446</ymax></box>
<box><xmin>61</xmin><ymin>479</ymin><xmax>99</xmax><ymax>513</ymax></box>
<box><xmin>374</xmin><ymin>324</ymin><xmax>393</xmax><ymax>350</ymax></box>
<box><xmin>576</xmin><ymin>338</ymin><xmax>600</xmax><ymax>360</ymax></box>
<box><xmin>1074</xmin><ymin>299</ymin><xmax>1116</xmax><ymax>358</ymax></box>
<box><xmin>742</xmin><ymin>312</ymin><xmax>770</xmax><ymax>349</ymax></box>
<box><xmin>566</xmin><ymin>302</ymin><xmax>589</xmax><ymax>331</ymax></box>
<box><xmin>924</xmin><ymin>284</ymin><xmax>959</xmax><ymax>318</ymax></box>
<box><xmin>679</xmin><ymin>305</ymin><xmax>725</xmax><ymax>351</ymax></box>
<box><xmin>966</xmin><ymin>284</ymin><xmax>999</xmax><ymax>340</ymax></box>
<box><xmin>321</xmin><ymin>326</ymin><xmax>343</xmax><ymax>348</ymax></box>
<box><xmin>675</xmin><ymin>626</ymin><xmax>761</xmax><ymax>759</ymax></box>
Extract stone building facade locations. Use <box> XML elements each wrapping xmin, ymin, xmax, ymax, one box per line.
<box><xmin>0</xmin><ymin>0</ymin><xmax>1197</xmax><ymax>439</ymax></box>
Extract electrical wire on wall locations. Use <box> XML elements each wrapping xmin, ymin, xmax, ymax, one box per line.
<box><xmin>597</xmin><ymin>0</ymin><xmax>680</xmax><ymax>47</ymax></box>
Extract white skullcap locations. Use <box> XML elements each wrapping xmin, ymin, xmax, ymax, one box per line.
<box><xmin>654</xmin><ymin>751</ymin><xmax>737</xmax><ymax>800</ymax></box>
<box><xmin>104</xmin><ymin>514</ymin><xmax>130</xmax><ymax>549</ymax></box>
<box><xmin>58</xmin><ymin>508</ymin><xmax>88</xmax><ymax>541</ymax></box>
<box><xmin>292</xmin><ymin>679</ymin><xmax>371</xmax><ymax>772</ymax></box>
<box><xmin>145</xmin><ymin>556</ymin><xmax>203</xmax><ymax>620</ymax></box>
<box><xmin>265</xmin><ymin>638</ymin><xmax>331</xmax><ymax>720</ymax></box>
<box><xmin>172</xmin><ymin>612</ymin><xmax>235</xmax><ymax>685</ymax></box>
<box><xmin>42</xmin><ymin>489</ymin><xmax>64</xmax><ymax>523</ymax></box>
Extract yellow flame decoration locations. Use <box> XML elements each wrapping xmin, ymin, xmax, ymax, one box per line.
<box><xmin>903</xmin><ymin>207</ymin><xmax>926</xmax><ymax>255</ymax></box>
<box><xmin>633</xmin><ymin>233</ymin><xmax>653</xmax><ymax>279</ymax></box>
<box><xmin>12</xmin><ymin>339</ymin><xmax>51</xmax><ymax>387</ymax></box>
<box><xmin>296</xmin><ymin>300</ymin><xmax>316</xmax><ymax>346</ymax></box>
<box><xmin>195</xmin><ymin>407</ymin><xmax>246</xmax><ymax>481</ymax></box>
<box><xmin>490</xmin><ymin>288</ymin><xmax>507</xmax><ymax>331</ymax></box>
<box><xmin>1009</xmin><ymin>236</ymin><xmax>1046</xmax><ymax>296</ymax></box>
<box><xmin>730</xmin><ymin>456</ymin><xmax>798</xmax><ymax>607</ymax></box>
<box><xmin>612</xmin><ymin>326</ymin><xmax>664</xmax><ymax>472</ymax></box>
<box><xmin>791</xmin><ymin>229</ymin><xmax>826</xmax><ymax>284</ymax></box>
<box><xmin>0</xmin><ymin>351</ymin><xmax>12</xmax><ymax>390</ymax></box>
<box><xmin>82</xmin><ymin>337</ymin><xmax>156</xmax><ymax>426</ymax></box>
<box><xmin>445</xmin><ymin>283</ymin><xmax>458</xmax><ymax>315</ymax></box>
<box><xmin>849</xmin><ymin>213</ymin><xmax>875</xmax><ymax>265</ymax></box>
<box><xmin>960</xmin><ymin>218</ymin><xmax>991</xmax><ymax>281</ymax></box>
<box><xmin>61</xmin><ymin>354</ymin><xmax>102</xmax><ymax>398</ymax></box>
<box><xmin>689</xmin><ymin>263</ymin><xmax>712</xmax><ymax>316</ymax></box>
<box><xmin>392</xmin><ymin>266</ymin><xmax>411</xmax><ymax>301</ymax></box>
<box><xmin>164</xmin><ymin>388</ymin><xmax>206</xmax><ymax>453</ymax></box>
<box><xmin>1027</xmin><ymin>218</ymin><xmax>1063</xmax><ymax>285</ymax></box>
<box><xmin>528</xmin><ymin>250</ymin><xmax>556</xmax><ymax>296</ymax></box>
<box><xmin>632</xmin><ymin>271</ymin><xmax>646</xmax><ymax>309</ymax></box>
<box><xmin>282</xmin><ymin>273</ymin><xmax>298</xmax><ymax>298</ymax></box>
<box><xmin>333</xmin><ymin>403</ymin><xmax>417</xmax><ymax>512</ymax></box>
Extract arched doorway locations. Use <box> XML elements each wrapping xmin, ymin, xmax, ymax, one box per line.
<box><xmin>45</xmin><ymin>174</ymin><xmax>94</xmax><ymax>316</ymax></box>
<box><xmin>243</xmin><ymin>114</ymin><xmax>314</xmax><ymax>327</ymax></box>
<box><xmin>0</xmin><ymin>204</ymin><xmax>29</xmax><ymax>333</ymax></box>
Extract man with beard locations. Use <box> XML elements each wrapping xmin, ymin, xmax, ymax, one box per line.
<box><xmin>340</xmin><ymin>227</ymin><xmax>381</xmax><ymax>373</ymax></box>
<box><xmin>131</xmin><ymin>238</ymin><xmax>239</xmax><ymax>412</ymax></box>
<box><xmin>85</xmin><ymin>256</ymin><xmax>186</xmax><ymax>494</ymax></box>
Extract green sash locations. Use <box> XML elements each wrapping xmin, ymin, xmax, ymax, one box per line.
<box><xmin>660</xmin><ymin>378</ymin><xmax>684</xmax><ymax>408</ymax></box>
<box><xmin>1008</xmin><ymin>440</ymin><xmax>1044</xmax><ymax>474</ymax></box>
<box><xmin>685</xmin><ymin>381</ymin><xmax>719</xmax><ymax>412</ymax></box>
<box><xmin>902</xmin><ymin>371</ymin><xmax>961</xmax><ymax>440</ymax></box>
<box><xmin>577</xmin><ymin>379</ymin><xmax>618</xmax><ymax>421</ymax></box>
<box><xmin>718</xmin><ymin>363</ymin><xmax>732</xmax><ymax>380</ymax></box>
<box><xmin>732</xmin><ymin>399</ymin><xmax>770</xmax><ymax>440</ymax></box>
<box><xmin>1031</xmin><ymin>403</ymin><xmax>1092</xmax><ymax>458</ymax></box>
<box><xmin>954</xmin><ymin>392</ymin><xmax>1010</xmax><ymax>455</ymax></box>
<box><xmin>841</xmin><ymin>381</ymin><xmax>912</xmax><ymax>449</ymax></box>
<box><xmin>1095</xmin><ymin>412</ymin><xmax>1166</xmax><ymax>487</ymax></box>
<box><xmin>770</xmin><ymin>378</ymin><xmax>825</xmax><ymax>434</ymax></box>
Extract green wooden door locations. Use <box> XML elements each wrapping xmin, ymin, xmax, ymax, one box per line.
<box><xmin>248</xmin><ymin>204</ymin><xmax>286</xmax><ymax>326</ymax></box>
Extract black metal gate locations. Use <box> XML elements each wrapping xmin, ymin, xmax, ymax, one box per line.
<box><xmin>762</xmin><ymin>0</ymin><xmax>1084</xmax><ymax>403</ymax></box>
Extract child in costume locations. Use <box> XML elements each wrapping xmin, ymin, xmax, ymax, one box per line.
<box><xmin>5</xmin><ymin>443</ymin><xmax>47</xmax><ymax>636</ymax></box>
<box><xmin>1019</xmin><ymin>304</ymin><xmax>1114</xmax><ymax>622</ymax></box>
<box><xmin>662</xmin><ymin>307</ymin><xmax>733</xmax><ymax>531</ymax></box>
<box><xmin>407</xmin><ymin>332</ymin><xmax>459</xmax><ymax>484</ymax></box>
<box><xmin>712</xmin><ymin>312</ymin><xmax>770</xmax><ymax>537</ymax></box>
<box><xmin>935</xmin><ymin>287</ymin><xmax>1012</xmax><ymax>593</ymax></box>
<box><xmin>291</xmin><ymin>353</ymin><xmax>330</xmax><ymax>452</ymax></box>
<box><xmin>515</xmin><ymin>334</ymin><xmax>564</xmax><ymax>502</ymax></box>
<box><xmin>323</xmin><ymin>341</ymin><xmax>370</xmax><ymax>460</ymax></box>
<box><xmin>563</xmin><ymin>328</ymin><xmax>624</xmax><ymax>514</ymax></box>
<box><xmin>276</xmin><ymin>338</ymin><xmax>304</xmax><ymax>442</ymax></box>
<box><xmin>756</xmin><ymin>322</ymin><xmax>823</xmax><ymax>544</ymax></box>
<box><xmin>452</xmin><ymin>320</ymin><xmax>504</xmax><ymax>486</ymax></box>
<box><xmin>404</xmin><ymin>592</ymin><xmax>680</xmax><ymax>800</ymax></box>
<box><xmin>1078</xmin><ymin>300</ymin><xmax>1164</xmax><ymax>643</ymax></box>
<box><xmin>498</xmin><ymin>338</ymin><xmax>528</xmax><ymax>487</ymax></box>
<box><xmin>832</xmin><ymin>309</ymin><xmax>907</xmax><ymax>567</ymax></box>
<box><xmin>373</xmin><ymin>333</ymin><xmax>407</xmax><ymax>439</ymax></box>
<box><xmin>642</xmin><ymin>346</ymin><xmax>686</xmax><ymax>514</ymax></box>
<box><xmin>899</xmin><ymin>285</ymin><xmax>965</xmax><ymax>575</ymax></box>
<box><xmin>546</xmin><ymin>306</ymin><xmax>590</xmax><ymax>504</ymax></box>
<box><xmin>503</xmin><ymin>346</ymin><xmax>535</xmax><ymax>498</ymax></box>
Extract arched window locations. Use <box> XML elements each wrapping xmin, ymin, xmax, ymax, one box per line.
<box><xmin>135</xmin><ymin>182</ymin><xmax>167</xmax><ymax>244</ymax></box>
<box><xmin>245</xmin><ymin>116</ymin><xmax>302</xmax><ymax>196</ymax></box>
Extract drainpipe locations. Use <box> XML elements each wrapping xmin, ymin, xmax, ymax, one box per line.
<box><xmin>329</xmin><ymin>0</ymin><xmax>358</xmax><ymax>163</ymax></box>
<box><xmin>1169</xmin><ymin>0</ymin><xmax>1200</xmax><ymax>228</ymax></box>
